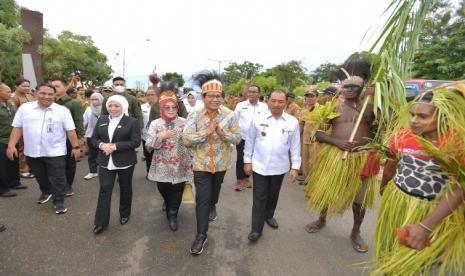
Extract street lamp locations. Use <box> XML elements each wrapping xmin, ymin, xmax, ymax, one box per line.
<box><xmin>208</xmin><ymin>58</ymin><xmax>232</xmax><ymax>75</ymax></box>
<box><xmin>115</xmin><ymin>38</ymin><xmax>152</xmax><ymax>79</ymax></box>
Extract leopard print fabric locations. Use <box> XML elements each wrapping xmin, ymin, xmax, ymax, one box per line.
<box><xmin>393</xmin><ymin>155</ymin><xmax>449</xmax><ymax>200</ymax></box>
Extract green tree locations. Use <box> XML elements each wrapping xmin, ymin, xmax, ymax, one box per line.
<box><xmin>41</xmin><ymin>30</ymin><xmax>112</xmax><ymax>86</ymax></box>
<box><xmin>222</xmin><ymin>61</ymin><xmax>263</xmax><ymax>86</ymax></box>
<box><xmin>292</xmin><ymin>85</ymin><xmax>309</xmax><ymax>97</ymax></box>
<box><xmin>270</xmin><ymin>60</ymin><xmax>308</xmax><ymax>91</ymax></box>
<box><xmin>412</xmin><ymin>0</ymin><xmax>465</xmax><ymax>80</ymax></box>
<box><xmin>161</xmin><ymin>72</ymin><xmax>184</xmax><ymax>87</ymax></box>
<box><xmin>309</xmin><ymin>62</ymin><xmax>340</xmax><ymax>83</ymax></box>
<box><xmin>0</xmin><ymin>0</ymin><xmax>30</xmax><ymax>86</ymax></box>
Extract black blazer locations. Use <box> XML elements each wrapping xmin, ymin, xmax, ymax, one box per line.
<box><xmin>91</xmin><ymin>115</ymin><xmax>141</xmax><ymax>167</ymax></box>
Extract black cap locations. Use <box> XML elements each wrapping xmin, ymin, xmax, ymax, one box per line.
<box><xmin>286</xmin><ymin>92</ymin><xmax>295</xmax><ymax>99</ymax></box>
<box><xmin>321</xmin><ymin>86</ymin><xmax>337</xmax><ymax>95</ymax></box>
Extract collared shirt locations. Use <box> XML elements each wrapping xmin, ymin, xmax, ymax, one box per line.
<box><xmin>183</xmin><ymin>106</ymin><xmax>241</xmax><ymax>173</ymax></box>
<box><xmin>0</xmin><ymin>101</ymin><xmax>15</xmax><ymax>144</ymax></box>
<box><xmin>234</xmin><ymin>100</ymin><xmax>268</xmax><ymax>140</ymax></box>
<box><xmin>286</xmin><ymin>102</ymin><xmax>301</xmax><ymax>118</ymax></box>
<box><xmin>12</xmin><ymin>101</ymin><xmax>76</xmax><ymax>157</ymax></box>
<box><xmin>244</xmin><ymin>110</ymin><xmax>301</xmax><ymax>176</ymax></box>
<box><xmin>141</xmin><ymin>102</ymin><xmax>151</xmax><ymax>141</ymax></box>
<box><xmin>106</xmin><ymin>114</ymin><xmax>131</xmax><ymax>170</ymax></box>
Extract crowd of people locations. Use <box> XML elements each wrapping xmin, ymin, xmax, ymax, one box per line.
<box><xmin>0</xmin><ymin>67</ymin><xmax>464</xmax><ymax>274</ymax></box>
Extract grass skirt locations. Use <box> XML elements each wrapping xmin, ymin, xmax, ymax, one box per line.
<box><xmin>371</xmin><ymin>182</ymin><xmax>465</xmax><ymax>275</ymax></box>
<box><xmin>304</xmin><ymin>144</ymin><xmax>377</xmax><ymax>216</ymax></box>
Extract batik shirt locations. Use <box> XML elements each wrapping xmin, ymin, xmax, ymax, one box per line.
<box><xmin>146</xmin><ymin>117</ymin><xmax>192</xmax><ymax>184</ymax></box>
<box><xmin>183</xmin><ymin>106</ymin><xmax>241</xmax><ymax>173</ymax></box>
<box><xmin>390</xmin><ymin>129</ymin><xmax>449</xmax><ymax>200</ymax></box>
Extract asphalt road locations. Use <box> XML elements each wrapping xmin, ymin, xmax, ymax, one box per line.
<box><xmin>0</xmin><ymin>148</ymin><xmax>378</xmax><ymax>276</ymax></box>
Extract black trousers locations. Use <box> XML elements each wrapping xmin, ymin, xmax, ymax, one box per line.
<box><xmin>86</xmin><ymin>138</ymin><xmax>98</xmax><ymax>174</ymax></box>
<box><xmin>142</xmin><ymin>140</ymin><xmax>154</xmax><ymax>173</ymax></box>
<box><xmin>65</xmin><ymin>139</ymin><xmax>77</xmax><ymax>190</ymax></box>
<box><xmin>193</xmin><ymin>171</ymin><xmax>226</xmax><ymax>235</ymax></box>
<box><xmin>26</xmin><ymin>155</ymin><xmax>66</xmax><ymax>204</ymax></box>
<box><xmin>157</xmin><ymin>182</ymin><xmax>185</xmax><ymax>218</ymax></box>
<box><xmin>0</xmin><ymin>143</ymin><xmax>20</xmax><ymax>194</ymax></box>
<box><xmin>235</xmin><ymin>139</ymin><xmax>247</xmax><ymax>180</ymax></box>
<box><xmin>94</xmin><ymin>166</ymin><xmax>134</xmax><ymax>226</ymax></box>
<box><xmin>251</xmin><ymin>172</ymin><xmax>285</xmax><ymax>233</ymax></box>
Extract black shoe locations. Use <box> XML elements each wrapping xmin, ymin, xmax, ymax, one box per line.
<box><xmin>0</xmin><ymin>190</ymin><xmax>17</xmax><ymax>197</ymax></box>
<box><xmin>64</xmin><ymin>187</ymin><xmax>74</xmax><ymax>197</ymax></box>
<box><xmin>11</xmin><ymin>184</ymin><xmax>27</xmax><ymax>190</ymax></box>
<box><xmin>37</xmin><ymin>193</ymin><xmax>52</xmax><ymax>204</ymax></box>
<box><xmin>93</xmin><ymin>225</ymin><xmax>105</xmax><ymax>235</ymax></box>
<box><xmin>168</xmin><ymin>216</ymin><xmax>178</xmax><ymax>232</ymax></box>
<box><xmin>265</xmin><ymin>218</ymin><xmax>279</xmax><ymax>229</ymax></box>
<box><xmin>248</xmin><ymin>231</ymin><xmax>262</xmax><ymax>242</ymax></box>
<box><xmin>208</xmin><ymin>205</ymin><xmax>217</xmax><ymax>222</ymax></box>
<box><xmin>54</xmin><ymin>203</ymin><xmax>68</xmax><ymax>214</ymax></box>
<box><xmin>0</xmin><ymin>224</ymin><xmax>5</xmax><ymax>232</ymax></box>
<box><xmin>120</xmin><ymin>217</ymin><xmax>129</xmax><ymax>225</ymax></box>
<box><xmin>190</xmin><ymin>234</ymin><xmax>208</xmax><ymax>255</ymax></box>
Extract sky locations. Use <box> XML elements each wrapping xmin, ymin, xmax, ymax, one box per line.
<box><xmin>16</xmin><ymin>0</ymin><xmax>391</xmax><ymax>87</ymax></box>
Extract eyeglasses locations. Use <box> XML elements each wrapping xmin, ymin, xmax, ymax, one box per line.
<box><xmin>205</xmin><ymin>94</ymin><xmax>222</xmax><ymax>99</ymax></box>
<box><xmin>164</xmin><ymin>106</ymin><xmax>178</xmax><ymax>111</ymax></box>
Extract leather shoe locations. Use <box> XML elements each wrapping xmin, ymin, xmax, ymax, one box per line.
<box><xmin>0</xmin><ymin>191</ymin><xmax>16</xmax><ymax>197</ymax></box>
<box><xmin>11</xmin><ymin>184</ymin><xmax>27</xmax><ymax>190</ymax></box>
<box><xmin>120</xmin><ymin>217</ymin><xmax>130</xmax><ymax>225</ymax></box>
<box><xmin>93</xmin><ymin>225</ymin><xmax>105</xmax><ymax>235</ymax></box>
<box><xmin>0</xmin><ymin>224</ymin><xmax>6</xmax><ymax>232</ymax></box>
<box><xmin>266</xmin><ymin>218</ymin><xmax>279</xmax><ymax>229</ymax></box>
<box><xmin>248</xmin><ymin>231</ymin><xmax>262</xmax><ymax>242</ymax></box>
<box><xmin>168</xmin><ymin>216</ymin><xmax>178</xmax><ymax>232</ymax></box>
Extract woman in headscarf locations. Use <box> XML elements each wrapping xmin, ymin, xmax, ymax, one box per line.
<box><xmin>83</xmin><ymin>92</ymin><xmax>104</xmax><ymax>180</ymax></box>
<box><xmin>184</xmin><ymin>91</ymin><xmax>202</xmax><ymax>114</ymax></box>
<box><xmin>90</xmin><ymin>95</ymin><xmax>141</xmax><ymax>235</ymax></box>
<box><xmin>146</xmin><ymin>91</ymin><xmax>192</xmax><ymax>231</ymax></box>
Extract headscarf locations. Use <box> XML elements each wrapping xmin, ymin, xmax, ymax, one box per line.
<box><xmin>88</xmin><ymin>92</ymin><xmax>104</xmax><ymax>130</ymax></box>
<box><xmin>106</xmin><ymin>94</ymin><xmax>129</xmax><ymax>117</ymax></box>
<box><xmin>159</xmin><ymin>91</ymin><xmax>178</xmax><ymax>122</ymax></box>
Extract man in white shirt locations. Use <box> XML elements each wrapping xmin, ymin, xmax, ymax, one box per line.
<box><xmin>234</xmin><ymin>85</ymin><xmax>268</xmax><ymax>191</ymax></box>
<box><xmin>244</xmin><ymin>89</ymin><xmax>301</xmax><ymax>242</ymax></box>
<box><xmin>7</xmin><ymin>84</ymin><xmax>81</xmax><ymax>214</ymax></box>
<box><xmin>141</xmin><ymin>88</ymin><xmax>157</xmax><ymax>174</ymax></box>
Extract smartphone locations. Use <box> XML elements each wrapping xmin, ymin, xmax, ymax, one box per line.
<box><xmin>246</xmin><ymin>70</ymin><xmax>253</xmax><ymax>80</ymax></box>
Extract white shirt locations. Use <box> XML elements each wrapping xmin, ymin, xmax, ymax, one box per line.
<box><xmin>141</xmin><ymin>102</ymin><xmax>151</xmax><ymax>141</ymax></box>
<box><xmin>244</xmin><ymin>110</ymin><xmax>301</xmax><ymax>176</ymax></box>
<box><xmin>12</xmin><ymin>101</ymin><xmax>76</xmax><ymax>157</ymax></box>
<box><xmin>234</xmin><ymin>100</ymin><xmax>268</xmax><ymax>140</ymax></box>
<box><xmin>82</xmin><ymin>107</ymin><xmax>98</xmax><ymax>138</ymax></box>
<box><xmin>105</xmin><ymin>114</ymin><xmax>131</xmax><ymax>170</ymax></box>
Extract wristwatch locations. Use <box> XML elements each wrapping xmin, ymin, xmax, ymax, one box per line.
<box><xmin>72</xmin><ymin>146</ymin><xmax>80</xmax><ymax>150</ymax></box>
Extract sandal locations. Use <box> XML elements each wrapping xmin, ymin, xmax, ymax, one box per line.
<box><xmin>351</xmin><ymin>233</ymin><xmax>369</xmax><ymax>253</ymax></box>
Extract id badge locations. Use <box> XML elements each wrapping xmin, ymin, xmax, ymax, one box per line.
<box><xmin>46</xmin><ymin>118</ymin><xmax>53</xmax><ymax>133</ymax></box>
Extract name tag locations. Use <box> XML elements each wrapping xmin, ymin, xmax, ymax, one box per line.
<box><xmin>99</xmin><ymin>123</ymin><xmax>108</xmax><ymax>127</ymax></box>
<box><xmin>117</xmin><ymin>125</ymin><xmax>122</xmax><ymax>128</ymax></box>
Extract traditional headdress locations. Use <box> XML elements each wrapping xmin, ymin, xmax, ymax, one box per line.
<box><xmin>192</xmin><ymin>70</ymin><xmax>222</xmax><ymax>94</ymax></box>
<box><xmin>159</xmin><ymin>91</ymin><xmax>178</xmax><ymax>121</ymax></box>
<box><xmin>338</xmin><ymin>54</ymin><xmax>371</xmax><ymax>88</ymax></box>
